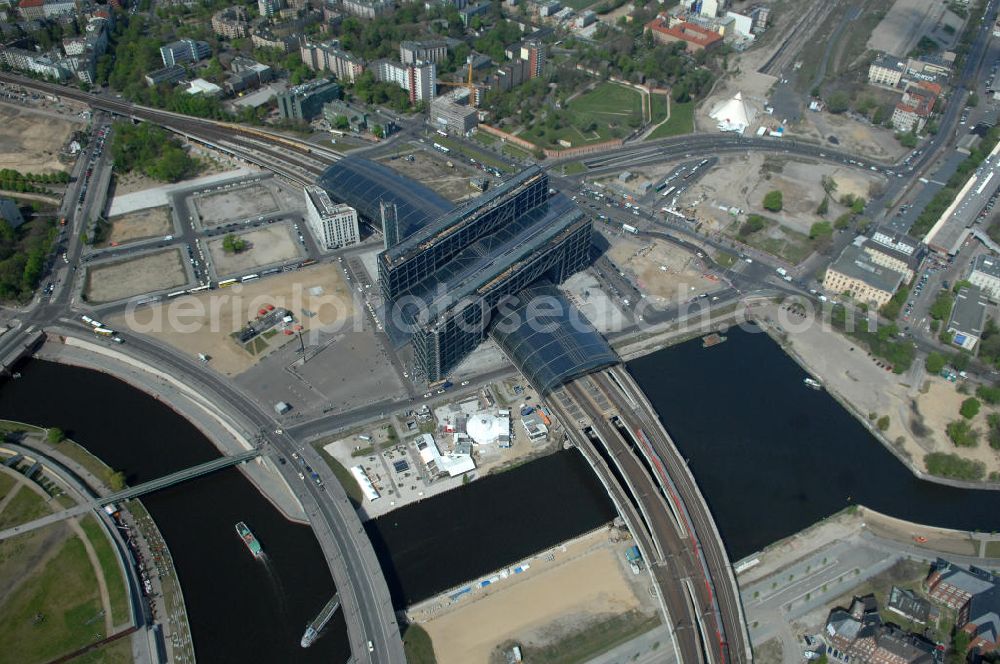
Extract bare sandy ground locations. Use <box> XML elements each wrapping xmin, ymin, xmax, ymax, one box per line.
<box><xmin>111</xmin><ymin>265</ymin><xmax>356</xmax><ymax>376</ymax></box>
<box><xmin>608</xmin><ymin>234</ymin><xmax>719</xmax><ymax>304</ymax></box>
<box><xmin>758</xmin><ymin>303</ymin><xmax>1000</xmax><ymax>478</ymax></box>
<box><xmin>0</xmin><ymin>105</ymin><xmax>80</xmax><ymax>174</ymax></box>
<box><xmin>380</xmin><ymin>149</ymin><xmax>476</xmax><ymax>203</ymax></box>
<box><xmin>416</xmin><ymin>533</ymin><xmax>645</xmax><ymax>664</ymax></box>
<box><xmin>194</xmin><ymin>184</ymin><xmax>278</xmax><ymax>226</ymax></box>
<box><xmin>797</xmin><ymin>111</ymin><xmax>908</xmax><ymax>162</ymax></box>
<box><xmin>207</xmin><ymin>224</ymin><xmax>303</xmax><ymax>277</ymax></box>
<box><xmin>912</xmin><ymin>380</ymin><xmax>1000</xmax><ymax>473</ymax></box>
<box><xmin>686</xmin><ymin>154</ymin><xmax>884</xmax><ymax>235</ymax></box>
<box><xmin>104</xmin><ymin>207</ymin><xmax>172</xmax><ymax>246</ymax></box>
<box><xmin>85</xmin><ymin>249</ymin><xmax>188</xmax><ymax>304</ymax></box>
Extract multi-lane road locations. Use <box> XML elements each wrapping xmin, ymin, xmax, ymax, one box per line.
<box><xmin>2</xmin><ymin>9</ymin><xmax>998</xmax><ymax>658</ymax></box>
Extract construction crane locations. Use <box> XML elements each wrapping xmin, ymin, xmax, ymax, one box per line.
<box><xmin>436</xmin><ymin>61</ymin><xmax>485</xmax><ymax>107</ymax></box>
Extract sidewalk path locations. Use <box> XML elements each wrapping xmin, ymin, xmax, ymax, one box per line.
<box><xmin>68</xmin><ymin>516</ymin><xmax>114</xmax><ymax>635</ymax></box>
<box><xmin>108</xmin><ymin>168</ymin><xmax>262</xmax><ymax>216</ymax></box>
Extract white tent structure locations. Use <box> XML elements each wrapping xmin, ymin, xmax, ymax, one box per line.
<box><xmin>709</xmin><ymin>91</ymin><xmax>756</xmax><ymax>133</ymax></box>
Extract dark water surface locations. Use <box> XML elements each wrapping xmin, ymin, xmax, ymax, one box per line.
<box><xmin>365</xmin><ymin>449</ymin><xmax>618</xmax><ymax>607</ymax></box>
<box><xmin>0</xmin><ymin>359</ymin><xmax>349</xmax><ymax>663</ymax></box>
<box><xmin>628</xmin><ymin>324</ymin><xmax>1000</xmax><ymax>561</ymax></box>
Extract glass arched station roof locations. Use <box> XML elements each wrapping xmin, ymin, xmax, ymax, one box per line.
<box><xmin>490</xmin><ymin>281</ymin><xmax>619</xmax><ymax>395</ymax></box>
<box><xmin>317</xmin><ymin>157</ymin><xmax>453</xmax><ymax>239</ymax></box>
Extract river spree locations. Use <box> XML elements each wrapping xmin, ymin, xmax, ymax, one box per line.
<box><xmin>366</xmin><ymin>449</ymin><xmax>618</xmax><ymax>608</ymax></box>
<box><xmin>0</xmin><ymin>359</ymin><xmax>348</xmax><ymax>663</ymax></box>
<box><xmin>628</xmin><ymin>324</ymin><xmax>1000</xmax><ymax>561</ymax></box>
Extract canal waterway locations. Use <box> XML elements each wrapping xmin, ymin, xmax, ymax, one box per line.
<box><xmin>0</xmin><ymin>359</ymin><xmax>349</xmax><ymax>663</ymax></box>
<box><xmin>628</xmin><ymin>323</ymin><xmax>1000</xmax><ymax>561</ymax></box>
<box><xmin>365</xmin><ymin>449</ymin><xmax>618</xmax><ymax>608</ymax></box>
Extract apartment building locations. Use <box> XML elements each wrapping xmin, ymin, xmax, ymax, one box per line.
<box><xmin>304</xmin><ymin>185</ymin><xmax>360</xmax><ymax>250</ymax></box>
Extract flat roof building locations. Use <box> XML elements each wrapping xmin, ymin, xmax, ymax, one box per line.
<box><xmin>341</xmin><ymin>0</ymin><xmax>393</xmax><ymax>18</ymax></box>
<box><xmin>430</xmin><ymin>94</ymin><xmax>478</xmax><ymax>134</ymax></box>
<box><xmin>379</xmin><ymin>166</ymin><xmax>550</xmax><ymax>303</ymax></box>
<box><xmin>947</xmin><ymin>285</ymin><xmax>988</xmax><ymax>351</ymax></box>
<box><xmin>373</xmin><ymin>59</ymin><xmax>436</xmax><ymax>104</ymax></box>
<box><xmin>145</xmin><ymin>64</ymin><xmax>187</xmax><ymax>87</ymax></box>
<box><xmin>186</xmin><ymin>78</ymin><xmax>222</xmax><ymax>96</ymax></box>
<box><xmin>400</xmin><ymin>39</ymin><xmax>448</xmax><ymax>65</ymax></box>
<box><xmin>300</xmin><ymin>40</ymin><xmax>366</xmax><ymax>83</ymax></box>
<box><xmin>969</xmin><ymin>254</ymin><xmax>1000</xmax><ymax>301</ymax></box>
<box><xmin>868</xmin><ymin>52</ymin><xmax>906</xmax><ymax>88</ymax></box>
<box><xmin>304</xmin><ymin>185</ymin><xmax>360</xmax><ymax>250</ymax></box>
<box><xmin>859</xmin><ymin>232</ymin><xmax>922</xmax><ymax>283</ymax></box>
<box><xmin>160</xmin><ymin>38</ymin><xmax>210</xmax><ymax>67</ymax></box>
<box><xmin>823</xmin><ymin>244</ymin><xmax>905</xmax><ymax>308</ymax></box>
<box><xmin>276</xmin><ymin>78</ymin><xmax>340</xmax><ymax>121</ymax></box>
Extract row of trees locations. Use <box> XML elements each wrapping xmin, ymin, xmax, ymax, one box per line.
<box><xmin>0</xmin><ymin>169</ymin><xmax>70</xmax><ymax>185</ymax></box>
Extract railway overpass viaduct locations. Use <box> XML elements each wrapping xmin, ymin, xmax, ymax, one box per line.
<box><xmin>545</xmin><ymin>366</ymin><xmax>752</xmax><ymax>664</ymax></box>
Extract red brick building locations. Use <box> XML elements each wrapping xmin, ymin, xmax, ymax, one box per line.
<box><xmin>644</xmin><ymin>15</ymin><xmax>722</xmax><ymax>52</ymax></box>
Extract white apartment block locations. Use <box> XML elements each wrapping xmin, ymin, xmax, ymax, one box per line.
<box><xmin>304</xmin><ymin>186</ymin><xmax>360</xmax><ymax>250</ymax></box>
<box><xmin>374</xmin><ymin>59</ymin><xmax>435</xmax><ymax>103</ymax></box>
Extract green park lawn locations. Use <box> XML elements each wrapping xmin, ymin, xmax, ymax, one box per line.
<box><xmin>0</xmin><ymin>535</ymin><xmax>105</xmax><ymax>664</ymax></box>
<box><xmin>79</xmin><ymin>516</ymin><xmax>129</xmax><ymax>626</ymax></box>
<box><xmin>521</xmin><ymin>82</ymin><xmax>644</xmax><ymax>149</ymax></box>
<box><xmin>647</xmin><ymin>100</ymin><xmax>695</xmax><ymax>139</ymax></box>
<box><xmin>0</xmin><ymin>486</ymin><xmax>50</xmax><ymax>531</ymax></box>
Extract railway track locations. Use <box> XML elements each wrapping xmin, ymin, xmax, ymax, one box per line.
<box><xmin>600</xmin><ymin>366</ymin><xmax>751</xmax><ymax>663</ymax></box>
<box><xmin>564</xmin><ymin>367</ymin><xmax>752</xmax><ymax>664</ymax></box>
<box><xmin>758</xmin><ymin>0</ymin><xmax>838</xmax><ymax>76</ymax></box>
<box><xmin>563</xmin><ymin>377</ymin><xmax>709</xmax><ymax>664</ymax></box>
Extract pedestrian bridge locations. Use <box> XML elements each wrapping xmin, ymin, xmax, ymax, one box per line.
<box><xmin>0</xmin><ymin>448</ymin><xmax>260</xmax><ymax>541</ymax></box>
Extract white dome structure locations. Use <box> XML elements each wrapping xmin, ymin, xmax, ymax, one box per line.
<box><xmin>466</xmin><ymin>413</ymin><xmax>506</xmax><ymax>445</ymax></box>
<box><xmin>709</xmin><ymin>91</ymin><xmax>756</xmax><ymax>134</ymax></box>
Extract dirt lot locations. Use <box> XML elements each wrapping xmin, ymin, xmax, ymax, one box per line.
<box><xmin>868</xmin><ymin>0</ymin><xmax>957</xmax><ymax>58</ymax></box>
<box><xmin>798</xmin><ymin>111</ymin><xmax>909</xmax><ymax>162</ymax></box>
<box><xmin>194</xmin><ymin>184</ymin><xmax>279</xmax><ymax>226</ymax></box>
<box><xmin>113</xmin><ymin>170</ymin><xmax>170</xmax><ymax>198</ymax></box>
<box><xmin>413</xmin><ymin>530</ymin><xmax>651</xmax><ymax>664</ymax></box>
<box><xmin>910</xmin><ymin>379</ymin><xmax>1000</xmax><ymax>475</ymax></box>
<box><xmin>0</xmin><ymin>105</ymin><xmax>81</xmax><ymax>174</ymax></box>
<box><xmin>686</xmin><ymin>153</ymin><xmax>884</xmax><ymax>236</ymax></box>
<box><xmin>607</xmin><ymin>234</ymin><xmax>720</xmax><ymax>305</ymax></box>
<box><xmin>84</xmin><ymin>249</ymin><xmax>188</xmax><ymax>303</ymax></box>
<box><xmin>207</xmin><ymin>224</ymin><xmax>303</xmax><ymax>277</ymax></box>
<box><xmin>111</xmin><ymin>265</ymin><xmax>355</xmax><ymax>376</ymax></box>
<box><xmin>379</xmin><ymin>148</ymin><xmax>479</xmax><ymax>202</ymax></box>
<box><xmin>102</xmin><ymin>207</ymin><xmax>173</xmax><ymax>246</ymax></box>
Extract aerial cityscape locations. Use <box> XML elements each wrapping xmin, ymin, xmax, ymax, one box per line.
<box><xmin>1</xmin><ymin>0</ymin><xmax>1000</xmax><ymax>662</ymax></box>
